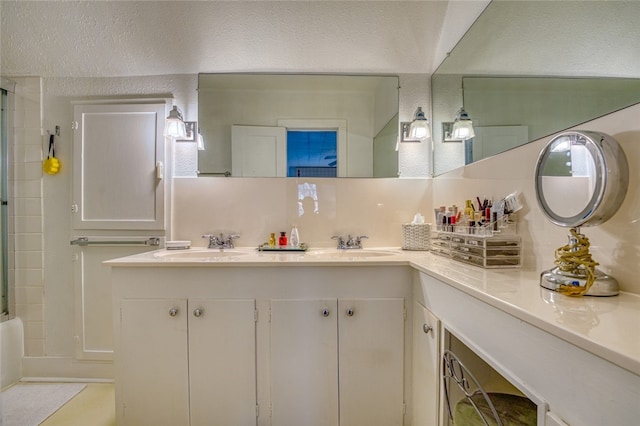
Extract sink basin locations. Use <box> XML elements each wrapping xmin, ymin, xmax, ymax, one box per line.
<box><xmin>154</xmin><ymin>249</ymin><xmax>250</xmax><ymax>261</ymax></box>
<box><xmin>305</xmin><ymin>250</ymin><xmax>398</xmax><ymax>259</ymax></box>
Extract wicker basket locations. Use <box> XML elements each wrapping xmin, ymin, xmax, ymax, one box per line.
<box><xmin>402</xmin><ymin>223</ymin><xmax>431</xmax><ymax>251</ymax></box>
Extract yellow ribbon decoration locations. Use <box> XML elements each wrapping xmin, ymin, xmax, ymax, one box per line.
<box><xmin>554</xmin><ymin>228</ymin><xmax>599</xmax><ymax>297</ymax></box>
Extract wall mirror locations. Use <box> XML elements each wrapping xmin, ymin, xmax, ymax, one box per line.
<box><xmin>432</xmin><ymin>0</ymin><xmax>640</xmax><ymax>176</ymax></box>
<box><xmin>197</xmin><ymin>74</ymin><xmax>399</xmax><ymax>178</ymax></box>
<box><xmin>535</xmin><ymin>130</ymin><xmax>629</xmax><ymax>297</ymax></box>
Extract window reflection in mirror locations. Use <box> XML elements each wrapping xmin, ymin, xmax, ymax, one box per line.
<box><xmin>287</xmin><ymin>130</ymin><xmax>337</xmax><ymax>178</ymax></box>
<box><xmin>197</xmin><ymin>74</ymin><xmax>399</xmax><ymax>178</ymax></box>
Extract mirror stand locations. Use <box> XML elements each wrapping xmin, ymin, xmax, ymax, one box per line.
<box><xmin>535</xmin><ymin>130</ymin><xmax>628</xmax><ymax>297</ymax></box>
<box><xmin>540</xmin><ymin>227</ymin><xmax>619</xmax><ymax>297</ymax></box>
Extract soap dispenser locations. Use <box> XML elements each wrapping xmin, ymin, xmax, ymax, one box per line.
<box><xmin>290</xmin><ymin>225</ymin><xmax>300</xmax><ymax>248</ymax></box>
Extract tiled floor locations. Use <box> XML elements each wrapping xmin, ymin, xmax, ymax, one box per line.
<box><xmin>40</xmin><ymin>383</ymin><xmax>115</xmax><ymax>426</ymax></box>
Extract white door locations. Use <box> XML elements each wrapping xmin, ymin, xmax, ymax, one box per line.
<box><xmin>72</xmin><ymin>101</ymin><xmax>166</xmax><ymax>230</ymax></box>
<box><xmin>338</xmin><ymin>298</ymin><xmax>405</xmax><ymax>426</ymax></box>
<box><xmin>270</xmin><ymin>299</ymin><xmax>339</xmax><ymax>426</ymax></box>
<box><xmin>231</xmin><ymin>125</ymin><xmax>287</xmax><ymax>177</ymax></box>
<box><xmin>73</xmin><ymin>241</ymin><xmax>158</xmax><ymax>361</ymax></box>
<box><xmin>119</xmin><ymin>299</ymin><xmax>190</xmax><ymax>426</ymax></box>
<box><xmin>189</xmin><ymin>299</ymin><xmax>257</xmax><ymax>425</ymax></box>
<box><xmin>71</xmin><ymin>100</ymin><xmax>166</xmax><ymax>360</ymax></box>
<box><xmin>412</xmin><ymin>301</ymin><xmax>441</xmax><ymax>426</ymax></box>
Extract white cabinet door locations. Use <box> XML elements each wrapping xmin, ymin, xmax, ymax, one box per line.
<box><xmin>270</xmin><ymin>298</ymin><xmax>405</xmax><ymax>426</ymax></box>
<box><xmin>73</xmin><ymin>243</ymin><xmax>157</xmax><ymax>361</ymax></box>
<box><xmin>231</xmin><ymin>125</ymin><xmax>287</xmax><ymax>177</ymax></box>
<box><xmin>189</xmin><ymin>299</ymin><xmax>257</xmax><ymax>426</ymax></box>
<box><xmin>119</xmin><ymin>299</ymin><xmax>189</xmax><ymax>426</ymax></box>
<box><xmin>338</xmin><ymin>298</ymin><xmax>405</xmax><ymax>426</ymax></box>
<box><xmin>270</xmin><ymin>299</ymin><xmax>339</xmax><ymax>426</ymax></box>
<box><xmin>412</xmin><ymin>301</ymin><xmax>441</xmax><ymax>426</ymax></box>
<box><xmin>72</xmin><ymin>101</ymin><xmax>166</xmax><ymax>230</ymax></box>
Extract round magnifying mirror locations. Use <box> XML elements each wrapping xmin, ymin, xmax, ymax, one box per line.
<box><xmin>535</xmin><ymin>130</ymin><xmax>628</xmax><ymax>228</ymax></box>
<box><xmin>535</xmin><ymin>130</ymin><xmax>629</xmax><ymax>296</ymax></box>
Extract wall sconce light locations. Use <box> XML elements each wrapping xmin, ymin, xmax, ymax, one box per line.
<box><xmin>452</xmin><ymin>107</ymin><xmax>475</xmax><ymax>139</ymax></box>
<box><xmin>401</xmin><ymin>107</ymin><xmax>431</xmax><ymax>142</ymax></box>
<box><xmin>197</xmin><ymin>128</ymin><xmax>205</xmax><ymax>151</ymax></box>
<box><xmin>164</xmin><ymin>106</ymin><xmax>187</xmax><ymax>139</ymax></box>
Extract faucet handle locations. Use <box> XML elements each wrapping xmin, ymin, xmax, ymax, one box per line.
<box><xmin>331</xmin><ymin>235</ymin><xmax>346</xmax><ymax>248</ymax></box>
<box><xmin>228</xmin><ymin>233</ymin><xmax>240</xmax><ymax>240</ymax></box>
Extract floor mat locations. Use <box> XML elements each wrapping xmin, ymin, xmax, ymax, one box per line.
<box><xmin>1</xmin><ymin>383</ymin><xmax>86</xmax><ymax>426</ymax></box>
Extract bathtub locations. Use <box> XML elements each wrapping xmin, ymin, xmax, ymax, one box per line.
<box><xmin>1</xmin><ymin>318</ymin><xmax>23</xmax><ymax>389</ymax></box>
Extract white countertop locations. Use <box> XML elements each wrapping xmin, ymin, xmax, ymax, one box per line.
<box><xmin>106</xmin><ymin>247</ymin><xmax>640</xmax><ymax>376</ymax></box>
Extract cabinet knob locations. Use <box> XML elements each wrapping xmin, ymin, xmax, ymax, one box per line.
<box><xmin>423</xmin><ymin>323</ymin><xmax>433</xmax><ymax>334</ymax></box>
<box><xmin>346</xmin><ymin>308</ymin><xmax>355</xmax><ymax>317</ymax></box>
<box><xmin>169</xmin><ymin>308</ymin><xmax>179</xmax><ymax>317</ymax></box>
<box><xmin>321</xmin><ymin>308</ymin><xmax>330</xmax><ymax>317</ymax></box>
<box><xmin>193</xmin><ymin>308</ymin><xmax>203</xmax><ymax>318</ymax></box>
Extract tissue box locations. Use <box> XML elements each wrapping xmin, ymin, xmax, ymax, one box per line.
<box><xmin>402</xmin><ymin>223</ymin><xmax>431</xmax><ymax>251</ymax></box>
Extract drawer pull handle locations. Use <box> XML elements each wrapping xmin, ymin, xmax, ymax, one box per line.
<box><xmin>346</xmin><ymin>308</ymin><xmax>355</xmax><ymax>317</ymax></box>
<box><xmin>423</xmin><ymin>323</ymin><xmax>433</xmax><ymax>334</ymax></box>
<box><xmin>321</xmin><ymin>308</ymin><xmax>330</xmax><ymax>317</ymax></box>
<box><xmin>169</xmin><ymin>308</ymin><xmax>179</xmax><ymax>317</ymax></box>
<box><xmin>193</xmin><ymin>308</ymin><xmax>203</xmax><ymax>318</ymax></box>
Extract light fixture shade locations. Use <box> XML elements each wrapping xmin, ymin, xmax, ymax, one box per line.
<box><xmin>408</xmin><ymin>120</ymin><xmax>431</xmax><ymax>140</ymax></box>
<box><xmin>403</xmin><ymin>106</ymin><xmax>431</xmax><ymax>141</ymax></box>
<box><xmin>451</xmin><ymin>108</ymin><xmax>475</xmax><ymax>140</ymax></box>
<box><xmin>197</xmin><ymin>131</ymin><xmax>205</xmax><ymax>151</ymax></box>
<box><xmin>164</xmin><ymin>106</ymin><xmax>187</xmax><ymax>139</ymax></box>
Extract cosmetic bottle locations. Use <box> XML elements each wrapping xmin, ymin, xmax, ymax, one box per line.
<box><xmin>269</xmin><ymin>233</ymin><xmax>276</xmax><ymax>248</ymax></box>
<box><xmin>278</xmin><ymin>231</ymin><xmax>287</xmax><ymax>247</ymax></box>
<box><xmin>290</xmin><ymin>225</ymin><xmax>300</xmax><ymax>248</ymax></box>
<box><xmin>464</xmin><ymin>200</ymin><xmax>475</xmax><ymax>218</ymax></box>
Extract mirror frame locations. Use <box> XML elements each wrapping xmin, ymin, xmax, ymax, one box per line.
<box><xmin>534</xmin><ymin>131</ymin><xmax>629</xmax><ymax>228</ymax></box>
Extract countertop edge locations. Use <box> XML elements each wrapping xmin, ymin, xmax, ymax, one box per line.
<box><xmin>411</xmin><ymin>261</ymin><xmax>640</xmax><ymax>377</ymax></box>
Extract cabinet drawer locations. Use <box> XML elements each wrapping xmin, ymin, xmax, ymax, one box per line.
<box><xmin>452</xmin><ymin>252</ymin><xmax>521</xmax><ymax>268</ymax></box>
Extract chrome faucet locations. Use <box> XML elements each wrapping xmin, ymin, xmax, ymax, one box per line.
<box><xmin>202</xmin><ymin>233</ymin><xmax>240</xmax><ymax>249</ymax></box>
<box><xmin>331</xmin><ymin>234</ymin><xmax>368</xmax><ymax>249</ymax></box>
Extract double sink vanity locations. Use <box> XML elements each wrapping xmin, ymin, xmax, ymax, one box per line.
<box><xmin>107</xmin><ymin>246</ymin><xmax>640</xmax><ymax>426</ymax></box>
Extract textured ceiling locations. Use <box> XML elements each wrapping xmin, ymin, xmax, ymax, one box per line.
<box><xmin>0</xmin><ymin>0</ymin><xmax>479</xmax><ymax>78</ymax></box>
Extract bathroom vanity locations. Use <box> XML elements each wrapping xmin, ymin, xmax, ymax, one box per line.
<box><xmin>107</xmin><ymin>248</ymin><xmax>640</xmax><ymax>426</ymax></box>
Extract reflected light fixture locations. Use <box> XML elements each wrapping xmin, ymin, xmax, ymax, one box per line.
<box><xmin>401</xmin><ymin>107</ymin><xmax>431</xmax><ymax>142</ymax></box>
<box><xmin>197</xmin><ymin>128</ymin><xmax>205</xmax><ymax>151</ymax></box>
<box><xmin>451</xmin><ymin>107</ymin><xmax>475</xmax><ymax>140</ymax></box>
<box><xmin>164</xmin><ymin>105</ymin><xmax>187</xmax><ymax>139</ymax></box>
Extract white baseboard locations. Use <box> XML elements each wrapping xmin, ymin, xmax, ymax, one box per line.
<box><xmin>20</xmin><ymin>377</ymin><xmax>114</xmax><ymax>383</ymax></box>
<box><xmin>22</xmin><ymin>356</ymin><xmax>113</xmax><ymax>380</ymax></box>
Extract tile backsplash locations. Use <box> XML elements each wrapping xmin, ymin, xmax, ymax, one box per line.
<box><xmin>172</xmin><ymin>177</ymin><xmax>432</xmax><ymax>250</ymax></box>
